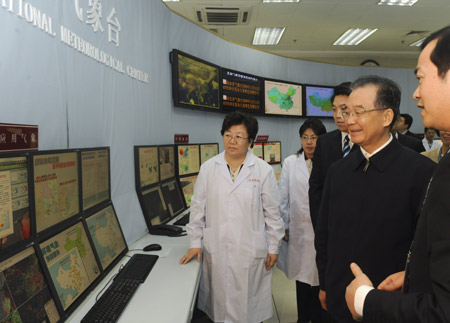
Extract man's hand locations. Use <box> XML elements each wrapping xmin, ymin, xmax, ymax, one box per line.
<box><xmin>265</xmin><ymin>253</ymin><xmax>278</xmax><ymax>270</ymax></box>
<box><xmin>319</xmin><ymin>290</ymin><xmax>327</xmax><ymax>310</ymax></box>
<box><xmin>179</xmin><ymin>248</ymin><xmax>202</xmax><ymax>264</ymax></box>
<box><xmin>345</xmin><ymin>263</ymin><xmax>373</xmax><ymax>322</ymax></box>
<box><xmin>377</xmin><ymin>271</ymin><xmax>405</xmax><ymax>292</ymax></box>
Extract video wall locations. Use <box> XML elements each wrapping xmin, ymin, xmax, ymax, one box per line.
<box><xmin>0</xmin><ymin>147</ymin><xmax>128</xmax><ymax>322</ymax></box>
<box><xmin>171</xmin><ymin>49</ymin><xmax>335</xmax><ymax>118</ymax></box>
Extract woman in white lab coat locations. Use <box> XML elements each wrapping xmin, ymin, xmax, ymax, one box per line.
<box><xmin>277</xmin><ymin>118</ymin><xmax>326</xmax><ymax>323</ymax></box>
<box><xmin>180</xmin><ymin>112</ymin><xmax>284</xmax><ymax>323</ymax></box>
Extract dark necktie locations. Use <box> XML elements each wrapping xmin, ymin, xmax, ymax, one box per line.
<box><xmin>342</xmin><ymin>134</ymin><xmax>350</xmax><ymax>157</ymax></box>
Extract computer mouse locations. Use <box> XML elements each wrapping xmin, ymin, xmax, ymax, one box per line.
<box><xmin>143</xmin><ymin>244</ymin><xmax>162</xmax><ymax>252</ymax></box>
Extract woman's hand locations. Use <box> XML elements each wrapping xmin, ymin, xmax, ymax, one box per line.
<box><xmin>179</xmin><ymin>248</ymin><xmax>202</xmax><ymax>264</ymax></box>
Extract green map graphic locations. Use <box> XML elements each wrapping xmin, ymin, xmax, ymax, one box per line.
<box><xmin>268</xmin><ymin>87</ymin><xmax>297</xmax><ymax>111</ymax></box>
<box><xmin>308</xmin><ymin>93</ymin><xmax>333</xmax><ymax>112</ymax></box>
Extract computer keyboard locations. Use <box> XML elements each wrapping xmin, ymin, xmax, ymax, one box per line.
<box><xmin>81</xmin><ymin>254</ymin><xmax>158</xmax><ymax>323</ymax></box>
<box><xmin>173</xmin><ymin>212</ymin><xmax>190</xmax><ymax>225</ymax></box>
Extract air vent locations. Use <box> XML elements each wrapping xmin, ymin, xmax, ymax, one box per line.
<box><xmin>194</xmin><ymin>6</ymin><xmax>251</xmax><ymax>25</ymax></box>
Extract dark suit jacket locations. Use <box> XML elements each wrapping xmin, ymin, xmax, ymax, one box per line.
<box><xmin>397</xmin><ymin>133</ymin><xmax>425</xmax><ymax>153</ymax></box>
<box><xmin>315</xmin><ymin>138</ymin><xmax>435</xmax><ymax>323</ymax></box>
<box><xmin>406</xmin><ymin>130</ymin><xmax>422</xmax><ymax>140</ymax></box>
<box><xmin>363</xmin><ymin>152</ymin><xmax>450</xmax><ymax>323</ymax></box>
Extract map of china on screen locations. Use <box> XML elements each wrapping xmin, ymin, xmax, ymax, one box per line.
<box><xmin>306</xmin><ymin>86</ymin><xmax>334</xmax><ymax>117</ymax></box>
<box><xmin>264</xmin><ymin>80</ymin><xmax>302</xmax><ymax>117</ymax></box>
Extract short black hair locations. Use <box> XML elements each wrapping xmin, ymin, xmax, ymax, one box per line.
<box><xmin>331</xmin><ymin>82</ymin><xmax>352</xmax><ymax>105</ymax></box>
<box><xmin>221</xmin><ymin>112</ymin><xmax>258</xmax><ymax>148</ymax></box>
<box><xmin>400</xmin><ymin>113</ymin><xmax>413</xmax><ymax>129</ymax></box>
<box><xmin>350</xmin><ymin>75</ymin><xmax>401</xmax><ymax>128</ymax></box>
<box><xmin>297</xmin><ymin>118</ymin><xmax>327</xmax><ymax>155</ymax></box>
<box><xmin>421</xmin><ymin>25</ymin><xmax>450</xmax><ymax>78</ymax></box>
<box><xmin>424</xmin><ymin>127</ymin><xmax>440</xmax><ymax>137</ymax></box>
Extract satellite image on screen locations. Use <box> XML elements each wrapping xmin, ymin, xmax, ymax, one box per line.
<box><xmin>40</xmin><ymin>222</ymin><xmax>100</xmax><ymax>310</ymax></box>
<box><xmin>161</xmin><ymin>180</ymin><xmax>185</xmax><ymax>217</ymax></box>
<box><xmin>264</xmin><ymin>80</ymin><xmax>302</xmax><ymax>117</ymax></box>
<box><xmin>179</xmin><ymin>175</ymin><xmax>197</xmax><ymax>207</ymax></box>
<box><xmin>178</xmin><ymin>145</ymin><xmax>200</xmax><ymax>176</ymax></box>
<box><xmin>141</xmin><ymin>186</ymin><xmax>169</xmax><ymax>225</ymax></box>
<box><xmin>177</xmin><ymin>53</ymin><xmax>220</xmax><ymax>109</ymax></box>
<box><xmin>34</xmin><ymin>152</ymin><xmax>79</xmax><ymax>233</ymax></box>
<box><xmin>81</xmin><ymin>149</ymin><xmax>110</xmax><ymax>210</ymax></box>
<box><xmin>138</xmin><ymin>146</ymin><xmax>159</xmax><ymax>188</ymax></box>
<box><xmin>0</xmin><ymin>156</ymin><xmax>31</xmax><ymax>251</ymax></box>
<box><xmin>305</xmin><ymin>86</ymin><xmax>334</xmax><ymax>117</ymax></box>
<box><xmin>86</xmin><ymin>205</ymin><xmax>126</xmax><ymax>271</ymax></box>
<box><xmin>200</xmin><ymin>144</ymin><xmax>219</xmax><ymax>165</ymax></box>
<box><xmin>0</xmin><ymin>247</ymin><xmax>60</xmax><ymax>322</ymax></box>
<box><xmin>159</xmin><ymin>146</ymin><xmax>175</xmax><ymax>181</ymax></box>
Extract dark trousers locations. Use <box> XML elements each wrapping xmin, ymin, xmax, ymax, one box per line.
<box><xmin>296</xmin><ymin>281</ymin><xmax>329</xmax><ymax>323</ymax></box>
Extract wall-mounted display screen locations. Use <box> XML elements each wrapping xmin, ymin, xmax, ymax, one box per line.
<box><xmin>304</xmin><ymin>85</ymin><xmax>334</xmax><ymax>118</ymax></box>
<box><xmin>160</xmin><ymin>180</ymin><xmax>185</xmax><ymax>217</ymax></box>
<box><xmin>33</xmin><ymin>151</ymin><xmax>80</xmax><ymax>233</ymax></box>
<box><xmin>200</xmin><ymin>143</ymin><xmax>219</xmax><ymax>165</ymax></box>
<box><xmin>81</xmin><ymin>148</ymin><xmax>110</xmax><ymax>211</ymax></box>
<box><xmin>136</xmin><ymin>146</ymin><xmax>159</xmax><ymax>189</ymax></box>
<box><xmin>177</xmin><ymin>145</ymin><xmax>200</xmax><ymax>176</ymax></box>
<box><xmin>179</xmin><ymin>175</ymin><xmax>197</xmax><ymax>207</ymax></box>
<box><xmin>0</xmin><ymin>247</ymin><xmax>60</xmax><ymax>322</ymax></box>
<box><xmin>0</xmin><ymin>155</ymin><xmax>32</xmax><ymax>252</ymax></box>
<box><xmin>221</xmin><ymin>68</ymin><xmax>262</xmax><ymax>114</ymax></box>
<box><xmin>159</xmin><ymin>145</ymin><xmax>175</xmax><ymax>182</ymax></box>
<box><xmin>249</xmin><ymin>142</ymin><xmax>263</xmax><ymax>159</ymax></box>
<box><xmin>86</xmin><ymin>204</ymin><xmax>127</xmax><ymax>271</ymax></box>
<box><xmin>39</xmin><ymin>221</ymin><xmax>100</xmax><ymax>311</ymax></box>
<box><xmin>264</xmin><ymin>79</ymin><xmax>303</xmax><ymax>117</ymax></box>
<box><xmin>263</xmin><ymin>142</ymin><xmax>282</xmax><ymax>164</ymax></box>
<box><xmin>171</xmin><ymin>49</ymin><xmax>220</xmax><ymax>111</ymax></box>
<box><xmin>140</xmin><ymin>186</ymin><xmax>169</xmax><ymax>226</ymax></box>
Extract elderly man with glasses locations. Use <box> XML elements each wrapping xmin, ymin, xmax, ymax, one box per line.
<box><xmin>314</xmin><ymin>75</ymin><xmax>435</xmax><ymax>323</ymax></box>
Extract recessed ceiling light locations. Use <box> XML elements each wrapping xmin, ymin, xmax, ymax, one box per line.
<box><xmin>252</xmin><ymin>28</ymin><xmax>286</xmax><ymax>45</ymax></box>
<box><xmin>263</xmin><ymin>0</ymin><xmax>300</xmax><ymax>3</ymax></box>
<box><xmin>410</xmin><ymin>37</ymin><xmax>426</xmax><ymax>47</ymax></box>
<box><xmin>333</xmin><ymin>28</ymin><xmax>378</xmax><ymax>46</ymax></box>
<box><xmin>377</xmin><ymin>0</ymin><xmax>417</xmax><ymax>6</ymax></box>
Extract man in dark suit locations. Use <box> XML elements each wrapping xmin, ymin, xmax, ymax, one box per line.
<box><xmin>396</xmin><ymin>131</ymin><xmax>425</xmax><ymax>153</ymax></box>
<box><xmin>315</xmin><ymin>75</ymin><xmax>435</xmax><ymax>322</ymax></box>
<box><xmin>398</xmin><ymin>113</ymin><xmax>421</xmax><ymax>139</ymax></box>
<box><xmin>346</xmin><ymin>25</ymin><xmax>450</xmax><ymax>323</ymax></box>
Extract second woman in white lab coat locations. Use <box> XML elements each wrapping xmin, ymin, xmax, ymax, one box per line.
<box><xmin>277</xmin><ymin>118</ymin><xmax>326</xmax><ymax>323</ymax></box>
<box><xmin>180</xmin><ymin>112</ymin><xmax>284</xmax><ymax>323</ymax></box>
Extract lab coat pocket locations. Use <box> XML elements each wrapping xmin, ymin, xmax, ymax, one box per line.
<box><xmin>252</xmin><ymin>231</ymin><xmax>267</xmax><ymax>258</ymax></box>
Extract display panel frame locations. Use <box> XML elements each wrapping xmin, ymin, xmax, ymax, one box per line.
<box><xmin>160</xmin><ymin>178</ymin><xmax>187</xmax><ymax>219</ymax></box>
<box><xmin>178</xmin><ymin>174</ymin><xmax>198</xmax><ymax>207</ymax></box>
<box><xmin>249</xmin><ymin>142</ymin><xmax>264</xmax><ymax>159</ymax></box>
<box><xmin>303</xmin><ymin>83</ymin><xmax>335</xmax><ymax>118</ymax></box>
<box><xmin>176</xmin><ymin>144</ymin><xmax>201</xmax><ymax>177</ymax></box>
<box><xmin>170</xmin><ymin>49</ymin><xmax>221</xmax><ymax>112</ymax></box>
<box><xmin>199</xmin><ymin>142</ymin><xmax>219</xmax><ymax>165</ymax></box>
<box><xmin>158</xmin><ymin>145</ymin><xmax>176</xmax><ymax>182</ymax></box>
<box><xmin>263</xmin><ymin>141</ymin><xmax>282</xmax><ymax>164</ymax></box>
<box><xmin>263</xmin><ymin>77</ymin><xmax>303</xmax><ymax>118</ymax></box>
<box><xmin>134</xmin><ymin>145</ymin><xmax>160</xmax><ymax>191</ymax></box>
<box><xmin>137</xmin><ymin>184</ymin><xmax>170</xmax><ymax>228</ymax></box>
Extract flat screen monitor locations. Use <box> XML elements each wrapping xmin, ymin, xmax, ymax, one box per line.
<box><xmin>135</xmin><ymin>146</ymin><xmax>159</xmax><ymax>189</ymax></box>
<box><xmin>304</xmin><ymin>85</ymin><xmax>334</xmax><ymax>118</ymax></box>
<box><xmin>171</xmin><ymin>49</ymin><xmax>220</xmax><ymax>111</ymax></box>
<box><xmin>32</xmin><ymin>151</ymin><xmax>80</xmax><ymax>234</ymax></box>
<box><xmin>140</xmin><ymin>186</ymin><xmax>169</xmax><ymax>226</ymax></box>
<box><xmin>177</xmin><ymin>144</ymin><xmax>200</xmax><ymax>176</ymax></box>
<box><xmin>0</xmin><ymin>154</ymin><xmax>32</xmax><ymax>254</ymax></box>
<box><xmin>85</xmin><ymin>204</ymin><xmax>127</xmax><ymax>272</ymax></box>
<box><xmin>0</xmin><ymin>246</ymin><xmax>61</xmax><ymax>322</ymax></box>
<box><xmin>249</xmin><ymin>142</ymin><xmax>263</xmax><ymax>159</ymax></box>
<box><xmin>263</xmin><ymin>142</ymin><xmax>282</xmax><ymax>164</ymax></box>
<box><xmin>80</xmin><ymin>148</ymin><xmax>110</xmax><ymax>211</ymax></box>
<box><xmin>39</xmin><ymin>221</ymin><xmax>100</xmax><ymax>312</ymax></box>
<box><xmin>179</xmin><ymin>175</ymin><xmax>198</xmax><ymax>207</ymax></box>
<box><xmin>271</xmin><ymin>163</ymin><xmax>282</xmax><ymax>183</ymax></box>
<box><xmin>264</xmin><ymin>79</ymin><xmax>303</xmax><ymax>117</ymax></box>
<box><xmin>158</xmin><ymin>145</ymin><xmax>175</xmax><ymax>182</ymax></box>
<box><xmin>200</xmin><ymin>143</ymin><xmax>219</xmax><ymax>165</ymax></box>
<box><xmin>221</xmin><ymin>68</ymin><xmax>262</xmax><ymax>114</ymax></box>
<box><xmin>160</xmin><ymin>180</ymin><xmax>185</xmax><ymax>217</ymax></box>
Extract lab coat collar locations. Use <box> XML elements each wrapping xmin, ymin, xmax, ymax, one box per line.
<box><xmin>216</xmin><ymin>151</ymin><xmax>255</xmax><ymax>188</ymax></box>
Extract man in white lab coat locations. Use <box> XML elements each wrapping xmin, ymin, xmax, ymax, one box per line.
<box><xmin>180</xmin><ymin>112</ymin><xmax>284</xmax><ymax>323</ymax></box>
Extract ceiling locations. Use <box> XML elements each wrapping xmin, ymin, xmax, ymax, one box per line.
<box><xmin>161</xmin><ymin>0</ymin><xmax>450</xmax><ymax>69</ymax></box>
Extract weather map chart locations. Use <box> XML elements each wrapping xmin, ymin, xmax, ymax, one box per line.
<box><xmin>305</xmin><ymin>86</ymin><xmax>334</xmax><ymax>117</ymax></box>
<box><xmin>178</xmin><ymin>145</ymin><xmax>200</xmax><ymax>176</ymax></box>
<box><xmin>264</xmin><ymin>80</ymin><xmax>302</xmax><ymax>117</ymax></box>
<box><xmin>263</xmin><ymin>142</ymin><xmax>281</xmax><ymax>164</ymax></box>
<box><xmin>159</xmin><ymin>146</ymin><xmax>175</xmax><ymax>181</ymax></box>
<box><xmin>138</xmin><ymin>147</ymin><xmax>159</xmax><ymax>187</ymax></box>
<box><xmin>179</xmin><ymin>175</ymin><xmax>197</xmax><ymax>207</ymax></box>
<box><xmin>200</xmin><ymin>144</ymin><xmax>218</xmax><ymax>165</ymax></box>
<box><xmin>40</xmin><ymin>222</ymin><xmax>100</xmax><ymax>310</ymax></box>
<box><xmin>81</xmin><ymin>149</ymin><xmax>110</xmax><ymax>211</ymax></box>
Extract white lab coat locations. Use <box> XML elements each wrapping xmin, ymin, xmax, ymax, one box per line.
<box><xmin>422</xmin><ymin>137</ymin><xmax>442</xmax><ymax>151</ymax></box>
<box><xmin>277</xmin><ymin>153</ymin><xmax>319</xmax><ymax>286</ymax></box>
<box><xmin>187</xmin><ymin>151</ymin><xmax>284</xmax><ymax>323</ymax></box>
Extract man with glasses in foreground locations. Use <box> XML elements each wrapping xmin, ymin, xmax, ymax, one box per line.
<box><xmin>314</xmin><ymin>75</ymin><xmax>435</xmax><ymax>322</ymax></box>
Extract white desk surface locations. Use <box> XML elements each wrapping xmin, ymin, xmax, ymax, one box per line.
<box><xmin>66</xmin><ymin>216</ymin><xmax>201</xmax><ymax>323</ymax></box>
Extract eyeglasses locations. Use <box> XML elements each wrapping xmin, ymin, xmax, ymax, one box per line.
<box><xmin>301</xmin><ymin>135</ymin><xmax>318</xmax><ymax>142</ymax></box>
<box><xmin>340</xmin><ymin>107</ymin><xmax>387</xmax><ymax>120</ymax></box>
<box><xmin>224</xmin><ymin>134</ymin><xmax>249</xmax><ymax>142</ymax></box>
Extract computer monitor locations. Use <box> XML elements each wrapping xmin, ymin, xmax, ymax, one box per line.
<box><xmin>271</xmin><ymin>163</ymin><xmax>282</xmax><ymax>183</ymax></box>
<box><xmin>140</xmin><ymin>185</ymin><xmax>170</xmax><ymax>226</ymax></box>
<box><xmin>179</xmin><ymin>175</ymin><xmax>198</xmax><ymax>207</ymax></box>
<box><xmin>32</xmin><ymin>150</ymin><xmax>80</xmax><ymax>234</ymax></box>
<box><xmin>158</xmin><ymin>145</ymin><xmax>175</xmax><ymax>182</ymax></box>
<box><xmin>134</xmin><ymin>145</ymin><xmax>159</xmax><ymax>189</ymax></box>
<box><xmin>177</xmin><ymin>144</ymin><xmax>200</xmax><ymax>176</ymax></box>
<box><xmin>80</xmin><ymin>148</ymin><xmax>110</xmax><ymax>211</ymax></box>
<box><xmin>160</xmin><ymin>180</ymin><xmax>185</xmax><ymax>217</ymax></box>
<box><xmin>0</xmin><ymin>246</ymin><xmax>60</xmax><ymax>322</ymax></box>
<box><xmin>38</xmin><ymin>221</ymin><xmax>100</xmax><ymax>312</ymax></box>
<box><xmin>303</xmin><ymin>84</ymin><xmax>334</xmax><ymax>118</ymax></box>
<box><xmin>85</xmin><ymin>204</ymin><xmax>127</xmax><ymax>272</ymax></box>
<box><xmin>200</xmin><ymin>143</ymin><xmax>219</xmax><ymax>165</ymax></box>
<box><xmin>0</xmin><ymin>153</ymin><xmax>32</xmax><ymax>254</ymax></box>
<box><xmin>249</xmin><ymin>142</ymin><xmax>263</xmax><ymax>159</ymax></box>
<box><xmin>263</xmin><ymin>142</ymin><xmax>282</xmax><ymax>164</ymax></box>
<box><xmin>263</xmin><ymin>78</ymin><xmax>303</xmax><ymax>117</ymax></box>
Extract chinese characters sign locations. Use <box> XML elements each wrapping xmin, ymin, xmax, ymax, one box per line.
<box><xmin>0</xmin><ymin>123</ymin><xmax>38</xmax><ymax>152</ymax></box>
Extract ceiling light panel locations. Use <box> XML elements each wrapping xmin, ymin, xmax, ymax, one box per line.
<box><xmin>333</xmin><ymin>28</ymin><xmax>378</xmax><ymax>46</ymax></box>
<box><xmin>377</xmin><ymin>0</ymin><xmax>417</xmax><ymax>6</ymax></box>
<box><xmin>263</xmin><ymin>0</ymin><xmax>300</xmax><ymax>3</ymax></box>
<box><xmin>410</xmin><ymin>37</ymin><xmax>426</xmax><ymax>47</ymax></box>
<box><xmin>252</xmin><ymin>27</ymin><xmax>286</xmax><ymax>45</ymax></box>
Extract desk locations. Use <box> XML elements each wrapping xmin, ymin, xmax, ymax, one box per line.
<box><xmin>66</xmin><ymin>218</ymin><xmax>201</xmax><ymax>323</ymax></box>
